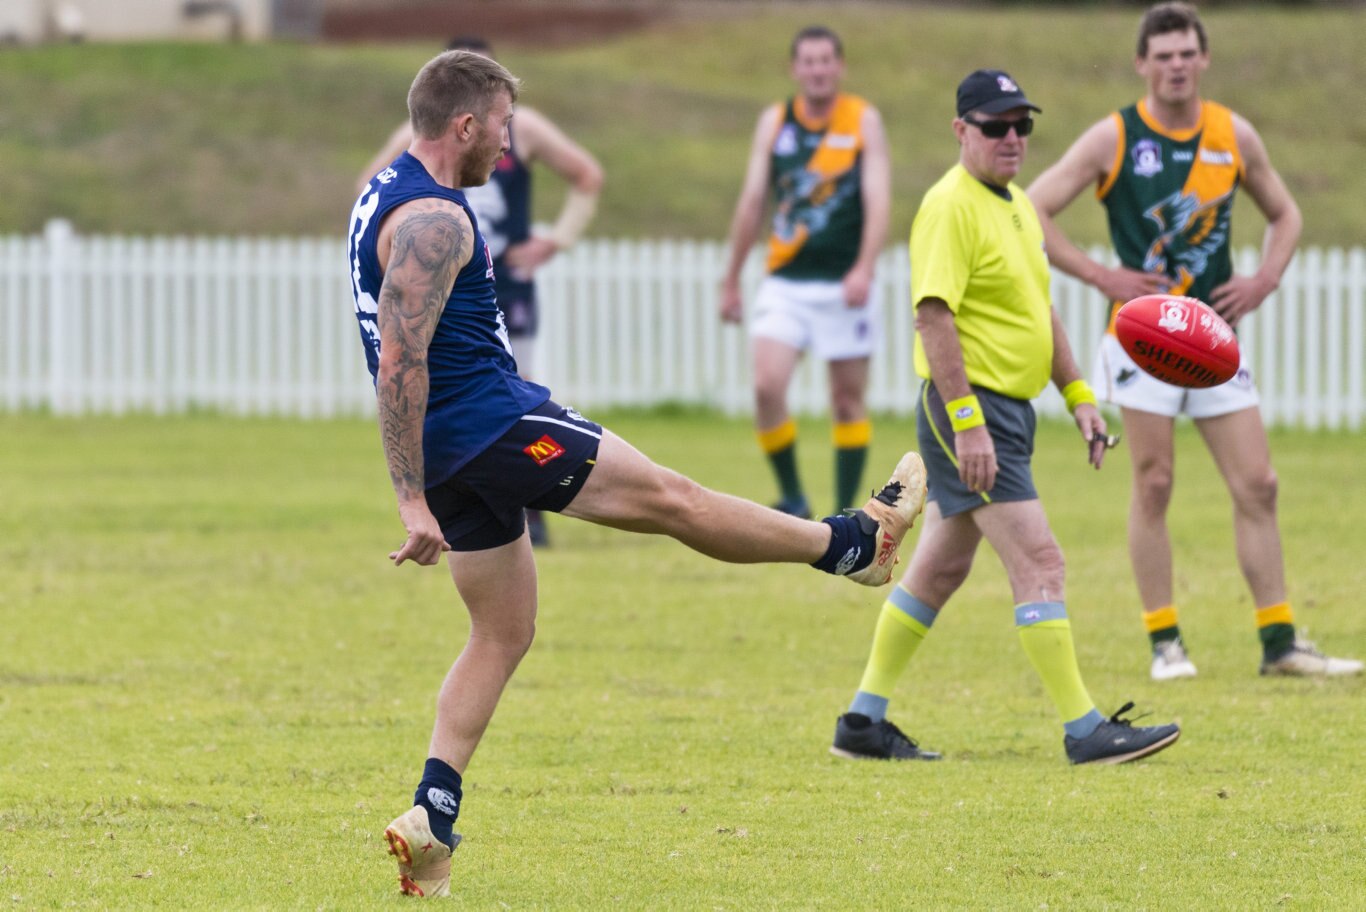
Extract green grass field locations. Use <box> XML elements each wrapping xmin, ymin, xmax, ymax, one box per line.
<box><xmin>2</xmin><ymin>411</ymin><xmax>1364</xmax><ymax>908</ymax></box>
<box><xmin>2</xmin><ymin>4</ymin><xmax>1364</xmax><ymax>246</ymax></box>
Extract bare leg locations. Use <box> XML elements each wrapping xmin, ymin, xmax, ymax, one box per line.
<box><xmin>561</xmin><ymin>431</ymin><xmax>831</xmax><ymax>563</ymax></box>
<box><xmin>827</xmin><ymin>356</ymin><xmax>870</xmax><ymax>425</ymax></box>
<box><xmin>1121</xmin><ymin>408</ymin><xmax>1178</xmax><ymax>611</ymax></box>
<box><xmin>752</xmin><ymin>336</ymin><xmax>803</xmax><ymax>430</ymax></box>
<box><xmin>898</xmin><ymin>500</ymin><xmax>981</xmax><ymax>608</ymax></box>
<box><xmin>1195</xmin><ymin>407</ymin><xmax>1286</xmax><ymax>606</ymax></box>
<box><xmin>428</xmin><ymin>533</ymin><xmax>538</xmax><ymax>774</ymax></box>
<box><xmin>971</xmin><ymin>500</ymin><xmax>1102</xmax><ymax>735</ymax></box>
<box><xmin>971</xmin><ymin>499</ymin><xmax>1067</xmax><ymax>605</ymax></box>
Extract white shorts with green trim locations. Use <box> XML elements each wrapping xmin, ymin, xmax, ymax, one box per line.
<box><xmin>1091</xmin><ymin>334</ymin><xmax>1259</xmax><ymax>420</ymax></box>
<box><xmin>749</xmin><ymin>276</ymin><xmax>880</xmax><ymax>361</ymax></box>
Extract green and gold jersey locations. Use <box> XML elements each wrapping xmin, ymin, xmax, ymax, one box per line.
<box><xmin>1100</xmin><ymin>100</ymin><xmax>1244</xmax><ymax>317</ymax></box>
<box><xmin>766</xmin><ymin>93</ymin><xmax>867</xmax><ymax>281</ymax></box>
<box><xmin>911</xmin><ymin>165</ymin><xmax>1054</xmax><ymax>400</ymax></box>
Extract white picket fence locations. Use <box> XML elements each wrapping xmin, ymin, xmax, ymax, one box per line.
<box><xmin>2</xmin><ymin>220</ymin><xmax>1363</xmax><ymax>429</ymax></box>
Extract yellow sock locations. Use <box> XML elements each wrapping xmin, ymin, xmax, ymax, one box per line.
<box><xmin>1256</xmin><ymin>601</ymin><xmax>1295</xmax><ymax>658</ymax></box>
<box><xmin>849</xmin><ymin>588</ymin><xmax>937</xmax><ymax>720</ymax></box>
<box><xmin>1015</xmin><ymin>602</ymin><xmax>1097</xmax><ymax>731</ymax></box>
<box><xmin>832</xmin><ymin>418</ymin><xmax>871</xmax><ymax>511</ymax></box>
<box><xmin>756</xmin><ymin>419</ymin><xmax>803</xmax><ymax>504</ymax></box>
<box><xmin>832</xmin><ymin>418</ymin><xmax>871</xmax><ymax>449</ymax></box>
<box><xmin>1144</xmin><ymin>603</ymin><xmax>1181</xmax><ymax>646</ymax></box>
<box><xmin>756</xmin><ymin>419</ymin><xmax>797</xmax><ymax>454</ymax></box>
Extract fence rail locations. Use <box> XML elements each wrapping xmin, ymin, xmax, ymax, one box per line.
<box><xmin>2</xmin><ymin>221</ymin><xmax>1363</xmax><ymax>429</ymax></box>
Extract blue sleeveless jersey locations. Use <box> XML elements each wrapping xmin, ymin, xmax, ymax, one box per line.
<box><xmin>462</xmin><ymin>135</ymin><xmax>537</xmax><ymax>335</ymax></box>
<box><xmin>347</xmin><ymin>151</ymin><xmax>551</xmax><ymax>487</ymax></box>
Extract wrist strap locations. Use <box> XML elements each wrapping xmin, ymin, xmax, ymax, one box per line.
<box><xmin>946</xmin><ymin>394</ymin><xmax>986</xmax><ymax>432</ymax></box>
<box><xmin>1062</xmin><ymin>380</ymin><xmax>1098</xmax><ymax>414</ymax></box>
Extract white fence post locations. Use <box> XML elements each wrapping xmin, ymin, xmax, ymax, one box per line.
<box><xmin>44</xmin><ymin>219</ymin><xmax>75</xmax><ymax>415</ymax></box>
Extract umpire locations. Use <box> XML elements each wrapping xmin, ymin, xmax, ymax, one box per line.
<box><xmin>832</xmin><ymin>70</ymin><xmax>1181</xmax><ymax>765</ymax></box>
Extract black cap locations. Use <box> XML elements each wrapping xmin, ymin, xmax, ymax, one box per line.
<box><xmin>956</xmin><ymin>69</ymin><xmax>1042</xmax><ymax>117</ymax></box>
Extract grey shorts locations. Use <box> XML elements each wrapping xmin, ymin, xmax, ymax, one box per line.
<box><xmin>916</xmin><ymin>381</ymin><xmax>1038</xmax><ymax>518</ymax></box>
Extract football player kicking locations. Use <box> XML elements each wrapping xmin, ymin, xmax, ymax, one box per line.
<box><xmin>347</xmin><ymin>50</ymin><xmax>927</xmax><ymax>897</ymax></box>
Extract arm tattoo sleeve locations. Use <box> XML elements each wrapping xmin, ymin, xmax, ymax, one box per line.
<box><xmin>376</xmin><ymin>205</ymin><xmax>469</xmax><ymax>500</ymax></box>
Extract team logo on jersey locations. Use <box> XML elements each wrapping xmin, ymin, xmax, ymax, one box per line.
<box><xmin>996</xmin><ymin>75</ymin><xmax>1019</xmax><ymax>93</ymax></box>
<box><xmin>1140</xmin><ymin>188</ymin><xmax>1233</xmax><ymax>289</ymax></box>
<box><xmin>377</xmin><ymin>166</ymin><xmax>398</xmax><ymax>184</ymax></box>
<box><xmin>524</xmin><ymin>435</ymin><xmax>566</xmax><ymax>466</ymax></box>
<box><xmin>1157</xmin><ymin>300</ymin><xmax>1190</xmax><ymax>334</ymax></box>
<box><xmin>773</xmin><ymin>124</ymin><xmax>799</xmax><ymax>156</ymax></box>
<box><xmin>1132</xmin><ymin>139</ymin><xmax>1163</xmax><ymax>177</ymax></box>
<box><xmin>1200</xmin><ymin>148</ymin><xmax>1235</xmax><ymax>166</ymax></box>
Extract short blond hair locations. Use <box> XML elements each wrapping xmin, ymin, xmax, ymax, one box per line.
<box><xmin>407</xmin><ymin>50</ymin><xmax>521</xmax><ymax>140</ymax></box>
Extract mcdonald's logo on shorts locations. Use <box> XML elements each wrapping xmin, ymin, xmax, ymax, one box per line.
<box><xmin>523</xmin><ymin>435</ymin><xmax>565</xmax><ymax>466</ymax></box>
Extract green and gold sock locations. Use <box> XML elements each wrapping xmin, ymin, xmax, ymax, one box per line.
<box><xmin>1257</xmin><ymin>601</ymin><xmax>1296</xmax><ymax>661</ymax></box>
<box><xmin>1144</xmin><ymin>603</ymin><xmax>1182</xmax><ymax>648</ymax></box>
<box><xmin>833</xmin><ymin>418</ymin><xmax>871</xmax><ymax>511</ymax></box>
<box><xmin>848</xmin><ymin>588</ymin><xmax>938</xmax><ymax>721</ymax></box>
<box><xmin>1015</xmin><ymin>602</ymin><xmax>1101</xmax><ymax>738</ymax></box>
<box><xmin>757</xmin><ymin>419</ymin><xmax>804</xmax><ymax>506</ymax></box>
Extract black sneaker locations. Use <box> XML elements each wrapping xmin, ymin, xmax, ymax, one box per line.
<box><xmin>1064</xmin><ymin>702</ymin><xmax>1180</xmax><ymax>765</ymax></box>
<box><xmin>830</xmin><ymin>713</ymin><xmax>941</xmax><ymax>761</ymax></box>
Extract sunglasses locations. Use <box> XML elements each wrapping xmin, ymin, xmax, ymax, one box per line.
<box><xmin>963</xmin><ymin>116</ymin><xmax>1034</xmax><ymax>138</ymax></box>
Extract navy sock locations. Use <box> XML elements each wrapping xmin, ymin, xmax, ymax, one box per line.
<box><xmin>413</xmin><ymin>757</ymin><xmax>463</xmax><ymax>850</ymax></box>
<box><xmin>810</xmin><ymin>513</ymin><xmax>876</xmax><ymax>576</ymax></box>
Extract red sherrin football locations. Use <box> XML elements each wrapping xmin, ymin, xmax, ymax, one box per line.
<box><xmin>1113</xmin><ymin>294</ymin><xmax>1240</xmax><ymax>389</ymax></box>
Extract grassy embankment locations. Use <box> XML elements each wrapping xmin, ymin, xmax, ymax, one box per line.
<box><xmin>1</xmin><ymin>4</ymin><xmax>1363</xmax><ymax>248</ymax></box>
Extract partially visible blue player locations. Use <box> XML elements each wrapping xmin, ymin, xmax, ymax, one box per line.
<box><xmin>347</xmin><ymin>50</ymin><xmax>928</xmax><ymax>898</ymax></box>
<box><xmin>358</xmin><ymin>36</ymin><xmax>604</xmax><ymax>547</ymax></box>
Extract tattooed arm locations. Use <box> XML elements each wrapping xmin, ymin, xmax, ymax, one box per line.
<box><xmin>375</xmin><ymin>198</ymin><xmax>473</xmax><ymax>566</ymax></box>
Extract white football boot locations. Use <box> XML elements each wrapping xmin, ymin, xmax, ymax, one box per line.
<box><xmin>844</xmin><ymin>452</ymin><xmax>928</xmax><ymax>586</ymax></box>
<box><xmin>1260</xmin><ymin>638</ymin><xmax>1365</xmax><ymax>677</ymax></box>
<box><xmin>1151</xmin><ymin>639</ymin><xmax>1198</xmax><ymax>680</ymax></box>
<box><xmin>383</xmin><ymin>805</ymin><xmax>460</xmax><ymax>898</ymax></box>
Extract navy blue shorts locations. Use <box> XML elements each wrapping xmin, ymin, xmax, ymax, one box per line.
<box><xmin>425</xmin><ymin>400</ymin><xmax>601</xmax><ymax>551</ymax></box>
<box><xmin>917</xmin><ymin>381</ymin><xmax>1038</xmax><ymax>518</ymax></box>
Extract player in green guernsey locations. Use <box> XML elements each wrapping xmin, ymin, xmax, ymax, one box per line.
<box><xmin>1029</xmin><ymin>2</ymin><xmax>1362</xmax><ymax>679</ymax></box>
<box><xmin>720</xmin><ymin>26</ymin><xmax>891</xmax><ymax>520</ymax></box>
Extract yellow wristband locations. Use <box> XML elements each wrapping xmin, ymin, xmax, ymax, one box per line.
<box><xmin>1062</xmin><ymin>380</ymin><xmax>1098</xmax><ymax>414</ymax></box>
<box><xmin>946</xmin><ymin>395</ymin><xmax>986</xmax><ymax>432</ymax></box>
